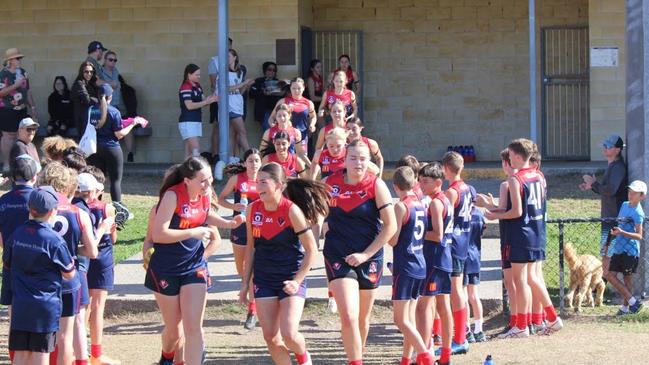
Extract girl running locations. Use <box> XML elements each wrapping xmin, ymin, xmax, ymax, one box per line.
<box><xmin>238</xmin><ymin>162</ymin><xmax>329</xmax><ymax>365</ymax></box>
<box><xmin>322</xmin><ymin>139</ymin><xmax>396</xmax><ymax>365</ymax></box>
<box><xmin>259</xmin><ymin>104</ymin><xmax>302</xmax><ymax>155</ymax></box>
<box><xmin>262</xmin><ymin>132</ymin><xmax>307</xmax><ymax>178</ymax></box>
<box><xmin>145</xmin><ymin>157</ymin><xmax>244</xmax><ymax>365</ymax></box>
<box><xmin>330</xmin><ymin>54</ymin><xmax>361</xmax><ymax>95</ymax></box>
<box><xmin>309</xmin><ymin>127</ymin><xmax>347</xmax><ymax>180</ymax></box>
<box><xmin>346</xmin><ymin>118</ymin><xmax>384</xmax><ymax>177</ymax></box>
<box><xmin>218</xmin><ymin>149</ymin><xmax>262</xmax><ymax>330</ymax></box>
<box><xmin>318</xmin><ymin>71</ymin><xmax>357</xmax><ymax>121</ymax></box>
<box><xmin>315</xmin><ymin>101</ymin><xmax>347</xmax><ymax>151</ymax></box>
<box><xmin>268</xmin><ymin>78</ymin><xmax>316</xmax><ymax>163</ymax></box>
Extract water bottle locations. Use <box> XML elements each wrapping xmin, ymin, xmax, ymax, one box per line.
<box><xmin>240</xmin><ymin>193</ymin><xmax>248</xmax><ymax>218</ymax></box>
<box><xmin>15</xmin><ymin>68</ymin><xmax>23</xmax><ymax>81</ymax></box>
<box><xmin>484</xmin><ymin>355</ymin><xmax>494</xmax><ymax>365</ymax></box>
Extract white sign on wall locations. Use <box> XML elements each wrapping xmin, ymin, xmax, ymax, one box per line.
<box><xmin>590</xmin><ymin>47</ymin><xmax>619</xmax><ymax>67</ymax></box>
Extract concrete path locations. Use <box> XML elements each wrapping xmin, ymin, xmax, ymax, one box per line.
<box><xmin>109</xmin><ymin>236</ymin><xmax>503</xmax><ymax>302</ymax></box>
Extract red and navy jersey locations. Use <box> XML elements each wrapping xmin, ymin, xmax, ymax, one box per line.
<box><xmin>268</xmin><ymin>125</ymin><xmax>300</xmax><ymax>150</ymax></box>
<box><xmin>250</xmin><ymin>197</ymin><xmax>303</xmax><ymax>289</ymax></box>
<box><xmin>318</xmin><ymin>148</ymin><xmax>346</xmax><ymax>178</ymax></box>
<box><xmin>149</xmin><ymin>183</ymin><xmax>210</xmax><ymax>275</ymax></box>
<box><xmin>424</xmin><ymin>192</ymin><xmax>454</xmax><ymax>272</ymax></box>
<box><xmin>267</xmin><ymin>152</ymin><xmax>299</xmax><ymax>177</ymax></box>
<box><xmin>88</xmin><ymin>200</ymin><xmax>115</xmax><ymax>269</ymax></box>
<box><xmin>5</xmin><ymin>220</ymin><xmax>74</xmax><ymax>333</ymax></box>
<box><xmin>323</xmin><ymin>171</ymin><xmax>382</xmax><ymax>259</ymax></box>
<box><xmin>178</xmin><ymin>80</ymin><xmax>203</xmax><ymax>123</ymax></box>
<box><xmin>465</xmin><ymin>207</ymin><xmax>485</xmax><ymax>275</ymax></box>
<box><xmin>393</xmin><ymin>195</ymin><xmax>427</xmax><ymax>279</ymax></box>
<box><xmin>52</xmin><ymin>194</ymin><xmax>83</xmax><ymax>293</ymax></box>
<box><xmin>447</xmin><ymin>180</ymin><xmax>475</xmax><ymax>260</ymax></box>
<box><xmin>233</xmin><ymin>172</ymin><xmax>259</xmax><ymax>209</ymax></box>
<box><xmin>0</xmin><ymin>185</ymin><xmax>33</xmax><ymax>244</ymax></box>
<box><xmin>334</xmin><ymin>68</ymin><xmax>356</xmax><ymax>90</ymax></box>
<box><xmin>506</xmin><ymin>167</ymin><xmax>546</xmax><ymax>251</ymax></box>
<box><xmin>323</xmin><ymin>89</ymin><xmax>354</xmax><ymax>117</ymax></box>
<box><xmin>284</xmin><ymin>95</ymin><xmax>312</xmax><ymax>133</ymax></box>
<box><xmin>71</xmin><ymin>197</ymin><xmax>94</xmax><ymax>272</ymax></box>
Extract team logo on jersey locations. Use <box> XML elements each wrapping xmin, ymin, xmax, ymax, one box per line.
<box><xmin>332</xmin><ymin>262</ymin><xmax>341</xmax><ymax>270</ymax></box>
<box><xmin>331</xmin><ymin>185</ymin><xmax>340</xmax><ymax>196</ymax></box>
<box><xmin>323</xmin><ymin>156</ymin><xmax>330</xmax><ymax>164</ymax></box>
<box><xmin>328</xmin><ymin>95</ymin><xmax>335</xmax><ymax>104</ymax></box>
<box><xmin>357</xmin><ymin>191</ymin><xmax>367</xmax><ymax>199</ymax></box>
<box><xmin>181</xmin><ymin>203</ymin><xmax>190</xmax><ymax>217</ymax></box>
<box><xmin>159</xmin><ymin>280</ymin><xmax>169</xmax><ymax>290</ymax></box>
<box><xmin>252</xmin><ymin>227</ymin><xmax>261</xmax><ymax>238</ymax></box>
<box><xmin>179</xmin><ymin>219</ymin><xmax>190</xmax><ymax>229</ymax></box>
<box><xmin>369</xmin><ymin>262</ymin><xmax>377</xmax><ymax>273</ymax></box>
<box><xmin>368</xmin><ymin>262</ymin><xmax>379</xmax><ymax>284</ymax></box>
<box><xmin>241</xmin><ymin>182</ymin><xmax>248</xmax><ymax>192</ymax></box>
<box><xmin>265</xmin><ymin>217</ymin><xmax>273</xmax><ymax>223</ymax></box>
<box><xmin>277</xmin><ymin>217</ymin><xmax>286</xmax><ymax>227</ymax></box>
<box><xmin>196</xmin><ymin>268</ymin><xmax>207</xmax><ymax>280</ymax></box>
<box><xmin>253</xmin><ymin>212</ymin><xmax>263</xmax><ymax>226</ymax></box>
<box><xmin>323</xmin><ymin>165</ymin><xmax>330</xmax><ymax>173</ymax></box>
<box><xmin>429</xmin><ymin>282</ymin><xmax>437</xmax><ymax>292</ymax></box>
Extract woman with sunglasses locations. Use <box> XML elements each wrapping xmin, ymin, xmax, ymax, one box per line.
<box><xmin>71</xmin><ymin>61</ymin><xmax>100</xmax><ymax>136</ymax></box>
<box><xmin>0</xmin><ymin>48</ymin><xmax>35</xmax><ymax>173</ymax></box>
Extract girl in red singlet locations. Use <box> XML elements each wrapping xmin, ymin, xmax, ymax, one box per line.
<box><xmin>260</xmin><ymin>104</ymin><xmax>302</xmax><ymax>153</ymax></box>
<box><xmin>262</xmin><ymin>131</ymin><xmax>307</xmax><ymax>178</ymax></box>
<box><xmin>315</xmin><ymin>100</ymin><xmax>347</xmax><ymax>151</ymax></box>
<box><xmin>318</xmin><ymin>71</ymin><xmax>357</xmax><ymax>121</ymax></box>
<box><xmin>346</xmin><ymin>118</ymin><xmax>384</xmax><ymax>178</ymax></box>
<box><xmin>310</xmin><ymin>127</ymin><xmax>347</xmax><ymax>180</ymax></box>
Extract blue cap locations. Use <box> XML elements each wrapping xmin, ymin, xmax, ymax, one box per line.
<box><xmin>102</xmin><ymin>84</ymin><xmax>113</xmax><ymax>98</ymax></box>
<box><xmin>28</xmin><ymin>186</ymin><xmax>59</xmax><ymax>215</ymax></box>
<box><xmin>602</xmin><ymin>134</ymin><xmax>624</xmax><ymax>150</ymax></box>
<box><xmin>88</xmin><ymin>41</ymin><xmax>107</xmax><ymax>54</ymax></box>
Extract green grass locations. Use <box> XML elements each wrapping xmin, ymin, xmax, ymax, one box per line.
<box><xmin>112</xmin><ymin>196</ymin><xmax>154</xmax><ymax>264</ymax></box>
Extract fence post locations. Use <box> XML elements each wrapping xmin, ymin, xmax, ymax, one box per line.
<box><xmin>558</xmin><ymin>221</ymin><xmax>565</xmax><ymax>317</ymax></box>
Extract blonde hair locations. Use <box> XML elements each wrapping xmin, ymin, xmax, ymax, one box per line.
<box><xmin>41</xmin><ymin>161</ymin><xmax>78</xmax><ymax>195</ymax></box>
<box><xmin>442</xmin><ymin>151</ymin><xmax>464</xmax><ymax>174</ymax></box>
<box><xmin>42</xmin><ymin>136</ymin><xmax>77</xmax><ymax>162</ymax></box>
<box><xmin>325</xmin><ymin>127</ymin><xmax>348</xmax><ymax>143</ymax></box>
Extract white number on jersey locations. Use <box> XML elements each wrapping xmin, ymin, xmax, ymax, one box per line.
<box><xmin>52</xmin><ymin>215</ymin><xmax>70</xmax><ymax>237</ymax></box>
<box><xmin>458</xmin><ymin>193</ymin><xmax>472</xmax><ymax>222</ymax></box>
<box><xmin>527</xmin><ymin>181</ymin><xmax>543</xmax><ymax>211</ymax></box>
<box><xmin>413</xmin><ymin>210</ymin><xmax>425</xmax><ymax>241</ymax></box>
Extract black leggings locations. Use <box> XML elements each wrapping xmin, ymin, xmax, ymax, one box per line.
<box><xmin>87</xmin><ymin>145</ymin><xmax>123</xmax><ymax>202</ymax></box>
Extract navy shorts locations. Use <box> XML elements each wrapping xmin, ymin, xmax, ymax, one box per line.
<box><xmin>609</xmin><ymin>253</ymin><xmax>639</xmax><ymax>276</ymax></box>
<box><xmin>78</xmin><ymin>271</ymin><xmax>90</xmax><ymax>307</ymax></box>
<box><xmin>87</xmin><ymin>265</ymin><xmax>115</xmax><ymax>290</ymax></box>
<box><xmin>9</xmin><ymin>330</ymin><xmax>56</xmax><ymax>353</ymax></box>
<box><xmin>509</xmin><ymin>246</ymin><xmax>545</xmax><ymax>264</ymax></box>
<box><xmin>253</xmin><ymin>281</ymin><xmax>307</xmax><ymax>300</ymax></box>
<box><xmin>230</xmin><ymin>223</ymin><xmax>247</xmax><ymax>246</ymax></box>
<box><xmin>463</xmin><ymin>272</ymin><xmax>480</xmax><ymax>286</ymax></box>
<box><xmin>61</xmin><ymin>288</ymin><xmax>81</xmax><ymax>317</ymax></box>
<box><xmin>391</xmin><ymin>274</ymin><xmax>424</xmax><ymax>301</ymax></box>
<box><xmin>501</xmin><ymin>245</ymin><xmax>512</xmax><ymax>270</ymax></box>
<box><xmin>1</xmin><ymin>268</ymin><xmax>12</xmax><ymax>306</ymax></box>
<box><xmin>423</xmin><ymin>268</ymin><xmax>452</xmax><ymax>296</ymax></box>
<box><xmin>229</xmin><ymin>112</ymin><xmax>243</xmax><ymax>119</ymax></box>
<box><xmin>451</xmin><ymin>258</ymin><xmax>465</xmax><ymax>277</ymax></box>
<box><xmin>324</xmin><ymin>256</ymin><xmax>383</xmax><ymax>290</ymax></box>
<box><xmin>145</xmin><ymin>266</ymin><xmax>212</xmax><ymax>297</ymax></box>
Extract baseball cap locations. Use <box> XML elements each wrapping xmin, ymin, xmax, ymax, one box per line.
<box><xmin>18</xmin><ymin>117</ymin><xmax>39</xmax><ymax>129</ymax></box>
<box><xmin>87</xmin><ymin>41</ymin><xmax>107</xmax><ymax>54</ymax></box>
<box><xmin>29</xmin><ymin>186</ymin><xmax>59</xmax><ymax>215</ymax></box>
<box><xmin>11</xmin><ymin>154</ymin><xmax>41</xmax><ymax>181</ymax></box>
<box><xmin>602</xmin><ymin>134</ymin><xmax>624</xmax><ymax>150</ymax></box>
<box><xmin>77</xmin><ymin>173</ymin><xmax>104</xmax><ymax>192</ymax></box>
<box><xmin>101</xmin><ymin>84</ymin><xmax>113</xmax><ymax>98</ymax></box>
<box><xmin>628</xmin><ymin>180</ymin><xmax>647</xmax><ymax>194</ymax></box>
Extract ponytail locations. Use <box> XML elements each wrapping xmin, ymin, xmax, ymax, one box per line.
<box><xmin>158</xmin><ymin>156</ymin><xmax>209</xmax><ymax>201</ymax></box>
<box><xmin>260</xmin><ymin>162</ymin><xmax>330</xmax><ymax>225</ymax></box>
<box><xmin>261</xmin><ymin>131</ymin><xmax>290</xmax><ymax>158</ymax></box>
<box><xmin>224</xmin><ymin>148</ymin><xmax>261</xmax><ymax>176</ymax></box>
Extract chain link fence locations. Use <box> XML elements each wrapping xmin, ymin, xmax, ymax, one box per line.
<box><xmin>542</xmin><ymin>218</ymin><xmax>649</xmax><ymax>316</ymax></box>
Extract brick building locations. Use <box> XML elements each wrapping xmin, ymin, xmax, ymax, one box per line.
<box><xmin>1</xmin><ymin>0</ymin><xmax>625</xmax><ymax>162</ymax></box>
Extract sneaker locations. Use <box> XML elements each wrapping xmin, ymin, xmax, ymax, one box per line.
<box><xmin>497</xmin><ymin>326</ymin><xmax>529</xmax><ymax>339</ymax></box>
<box><xmin>434</xmin><ymin>362</ymin><xmax>451</xmax><ymax>365</ymax></box>
<box><xmin>492</xmin><ymin>325</ymin><xmax>511</xmax><ymax>339</ymax></box>
<box><xmin>434</xmin><ymin>340</ymin><xmax>469</xmax><ymax>356</ymax></box>
<box><xmin>127</xmin><ymin>152</ymin><xmax>134</xmax><ymax>163</ymax></box>
<box><xmin>528</xmin><ymin>324</ymin><xmax>539</xmax><ymax>335</ymax></box>
<box><xmin>472</xmin><ymin>331</ymin><xmax>486</xmax><ymax>342</ymax></box>
<box><xmin>90</xmin><ymin>354</ymin><xmax>121</xmax><ymax>365</ymax></box>
<box><xmin>616</xmin><ymin>308</ymin><xmax>630</xmax><ymax>316</ymax></box>
<box><xmin>158</xmin><ymin>356</ymin><xmax>173</xmax><ymax>365</ymax></box>
<box><xmin>327</xmin><ymin>297</ymin><xmax>338</xmax><ymax>314</ymax></box>
<box><xmin>244</xmin><ymin>312</ymin><xmax>257</xmax><ymax>330</ymax></box>
<box><xmin>466</xmin><ymin>329</ymin><xmax>475</xmax><ymax>343</ymax></box>
<box><xmin>630</xmin><ymin>301</ymin><xmax>644</xmax><ymax>314</ymax></box>
<box><xmin>214</xmin><ymin>160</ymin><xmax>226</xmax><ymax>181</ymax></box>
<box><xmin>433</xmin><ymin>334</ymin><xmax>442</xmax><ymax>346</ymax></box>
<box><xmin>112</xmin><ymin>201</ymin><xmax>131</xmax><ymax>230</ymax></box>
<box><xmin>541</xmin><ymin>317</ymin><xmax>563</xmax><ymax>335</ymax></box>
<box><xmin>534</xmin><ymin>321</ymin><xmax>547</xmax><ymax>335</ymax></box>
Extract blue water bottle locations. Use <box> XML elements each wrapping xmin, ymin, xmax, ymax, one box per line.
<box><xmin>240</xmin><ymin>193</ymin><xmax>248</xmax><ymax>218</ymax></box>
<box><xmin>484</xmin><ymin>355</ymin><xmax>494</xmax><ymax>365</ymax></box>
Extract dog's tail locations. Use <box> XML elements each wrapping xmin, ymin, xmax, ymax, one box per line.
<box><xmin>564</xmin><ymin>242</ymin><xmax>582</xmax><ymax>269</ymax></box>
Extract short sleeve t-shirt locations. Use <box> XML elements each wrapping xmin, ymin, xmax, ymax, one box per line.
<box><xmin>0</xmin><ymin>67</ymin><xmax>29</xmax><ymax>112</ymax></box>
<box><xmin>610</xmin><ymin>201</ymin><xmax>645</xmax><ymax>257</ymax></box>
<box><xmin>96</xmin><ymin>105</ymin><xmax>122</xmax><ymax>148</ymax></box>
<box><xmin>9</xmin><ymin>139</ymin><xmax>39</xmax><ymax>164</ymax></box>
<box><xmin>6</xmin><ymin>220</ymin><xmax>75</xmax><ymax>333</ymax></box>
<box><xmin>178</xmin><ymin>80</ymin><xmax>203</xmax><ymax>123</ymax></box>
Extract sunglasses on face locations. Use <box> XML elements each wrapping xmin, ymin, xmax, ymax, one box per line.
<box><xmin>107</xmin><ymin>58</ymin><xmax>117</xmax><ymax>62</ymax></box>
<box><xmin>16</xmin><ymin>57</ymin><xmax>23</xmax><ymax>61</ymax></box>
<box><xmin>26</xmin><ymin>128</ymin><xmax>38</xmax><ymax>133</ymax></box>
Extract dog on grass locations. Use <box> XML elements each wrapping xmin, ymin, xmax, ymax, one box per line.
<box><xmin>564</xmin><ymin>242</ymin><xmax>606</xmax><ymax>312</ymax></box>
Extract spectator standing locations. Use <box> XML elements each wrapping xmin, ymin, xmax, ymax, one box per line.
<box><xmin>1</xmin><ymin>48</ymin><xmax>36</xmax><ymax>173</ymax></box>
<box><xmin>86</xmin><ymin>41</ymin><xmax>107</xmax><ymax>87</ymax></box>
<box><xmin>580</xmin><ymin>134</ymin><xmax>628</xmax><ymax>272</ymax></box>
<box><xmin>9</xmin><ymin>118</ymin><xmax>40</xmax><ymax>164</ymax></box>
<box><xmin>249</xmin><ymin>61</ymin><xmax>283</xmax><ymax>130</ymax></box>
<box><xmin>178</xmin><ymin>64</ymin><xmax>218</xmax><ymax>159</ymax></box>
<box><xmin>47</xmin><ymin>76</ymin><xmax>74</xmax><ymax>136</ymax></box>
<box><xmin>306</xmin><ymin>59</ymin><xmax>324</xmax><ymax>110</ymax></box>
<box><xmin>71</xmin><ymin>62</ymin><xmax>99</xmax><ymax>136</ymax></box>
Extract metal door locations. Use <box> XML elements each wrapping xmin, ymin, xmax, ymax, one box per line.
<box><xmin>312</xmin><ymin>30</ymin><xmax>363</xmax><ymax>118</ymax></box>
<box><xmin>541</xmin><ymin>26</ymin><xmax>590</xmax><ymax>160</ymax></box>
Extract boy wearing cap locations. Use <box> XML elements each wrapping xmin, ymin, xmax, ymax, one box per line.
<box><xmin>10</xmin><ymin>117</ymin><xmax>40</xmax><ymax>164</ymax></box>
<box><xmin>606</xmin><ymin>180</ymin><xmax>646</xmax><ymax>315</ymax></box>
<box><xmin>3</xmin><ymin>186</ymin><xmax>76</xmax><ymax>365</ymax></box>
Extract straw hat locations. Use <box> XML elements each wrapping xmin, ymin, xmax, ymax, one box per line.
<box><xmin>4</xmin><ymin>48</ymin><xmax>24</xmax><ymax>62</ymax></box>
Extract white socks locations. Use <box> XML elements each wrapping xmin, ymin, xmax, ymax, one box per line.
<box><xmin>473</xmin><ymin>319</ymin><xmax>483</xmax><ymax>334</ymax></box>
